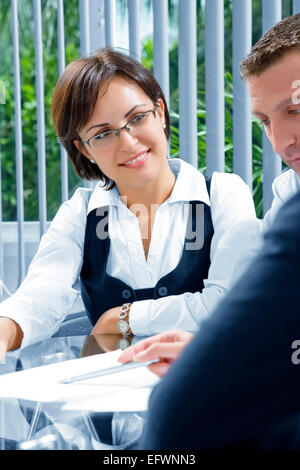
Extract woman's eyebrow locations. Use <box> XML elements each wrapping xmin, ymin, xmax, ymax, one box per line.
<box><xmin>86</xmin><ymin>104</ymin><xmax>148</xmax><ymax>134</ymax></box>
<box><xmin>124</xmin><ymin>104</ymin><xmax>147</xmax><ymax>118</ymax></box>
<box><xmin>87</xmin><ymin>122</ymin><xmax>109</xmax><ymax>133</ymax></box>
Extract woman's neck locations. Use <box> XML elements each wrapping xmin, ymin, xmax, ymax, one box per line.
<box><xmin>119</xmin><ymin>163</ymin><xmax>176</xmax><ymax>211</ymax></box>
<box><xmin>118</xmin><ymin>161</ymin><xmax>176</xmax><ymax>261</ymax></box>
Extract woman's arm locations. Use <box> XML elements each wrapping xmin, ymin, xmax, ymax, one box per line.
<box><xmin>91</xmin><ymin>306</ymin><xmax>124</xmax><ymax>335</ymax></box>
<box><xmin>0</xmin><ymin>188</ymin><xmax>89</xmax><ymax>351</ymax></box>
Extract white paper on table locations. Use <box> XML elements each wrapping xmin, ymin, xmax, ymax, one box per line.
<box><xmin>0</xmin><ymin>350</ymin><xmax>160</xmax><ymax>412</ymax></box>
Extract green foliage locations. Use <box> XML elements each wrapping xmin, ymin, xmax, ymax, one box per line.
<box><xmin>141</xmin><ymin>38</ymin><xmax>153</xmax><ymax>72</ymax></box>
<box><xmin>0</xmin><ymin>0</ymin><xmax>81</xmax><ymax>221</ymax></box>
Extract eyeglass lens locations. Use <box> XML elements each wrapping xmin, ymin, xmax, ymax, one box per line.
<box><xmin>89</xmin><ymin>108</ymin><xmax>156</xmax><ymax>150</ymax></box>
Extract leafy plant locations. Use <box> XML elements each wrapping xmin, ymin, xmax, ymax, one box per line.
<box><xmin>0</xmin><ymin>0</ymin><xmax>81</xmax><ymax>222</ymax></box>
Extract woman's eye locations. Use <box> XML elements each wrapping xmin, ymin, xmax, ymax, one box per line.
<box><xmin>130</xmin><ymin>113</ymin><xmax>146</xmax><ymax>125</ymax></box>
<box><xmin>94</xmin><ymin>131</ymin><xmax>111</xmax><ymax>141</ymax></box>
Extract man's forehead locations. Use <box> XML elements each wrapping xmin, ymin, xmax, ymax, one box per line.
<box><xmin>253</xmin><ymin>95</ymin><xmax>294</xmax><ymax>111</ymax></box>
<box><xmin>249</xmin><ymin>79</ymin><xmax>298</xmax><ymax>115</ymax></box>
<box><xmin>248</xmin><ymin>51</ymin><xmax>300</xmax><ymax>113</ymax></box>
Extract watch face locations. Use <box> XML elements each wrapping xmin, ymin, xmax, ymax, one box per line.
<box><xmin>117</xmin><ymin>319</ymin><xmax>130</xmax><ymax>335</ymax></box>
<box><xmin>117</xmin><ymin>338</ymin><xmax>130</xmax><ymax>350</ymax></box>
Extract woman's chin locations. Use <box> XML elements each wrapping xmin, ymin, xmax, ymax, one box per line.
<box><xmin>116</xmin><ymin>167</ymin><xmax>161</xmax><ymax>193</ymax></box>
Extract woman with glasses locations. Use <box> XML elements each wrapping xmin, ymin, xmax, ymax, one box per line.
<box><xmin>0</xmin><ymin>48</ymin><xmax>260</xmax><ymax>356</ymax></box>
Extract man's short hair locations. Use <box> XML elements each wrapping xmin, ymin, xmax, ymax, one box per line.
<box><xmin>241</xmin><ymin>13</ymin><xmax>300</xmax><ymax>80</ymax></box>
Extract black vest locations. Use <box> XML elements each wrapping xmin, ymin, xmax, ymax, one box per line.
<box><xmin>80</xmin><ymin>178</ymin><xmax>214</xmax><ymax>326</ymax></box>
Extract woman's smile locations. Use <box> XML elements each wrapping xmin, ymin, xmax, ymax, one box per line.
<box><xmin>120</xmin><ymin>150</ymin><xmax>150</xmax><ymax>168</ymax></box>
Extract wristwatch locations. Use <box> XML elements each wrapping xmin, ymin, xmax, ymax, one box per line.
<box><xmin>117</xmin><ymin>303</ymin><xmax>132</xmax><ymax>335</ymax></box>
<box><xmin>117</xmin><ymin>336</ymin><xmax>130</xmax><ymax>350</ymax></box>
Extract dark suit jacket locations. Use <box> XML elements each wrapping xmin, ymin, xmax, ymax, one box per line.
<box><xmin>141</xmin><ymin>190</ymin><xmax>300</xmax><ymax>450</ymax></box>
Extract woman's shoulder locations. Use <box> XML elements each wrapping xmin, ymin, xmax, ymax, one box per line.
<box><xmin>171</xmin><ymin>159</ymin><xmax>251</xmax><ymax>202</ymax></box>
<box><xmin>62</xmin><ymin>186</ymin><xmax>95</xmax><ymax>214</ymax></box>
<box><xmin>50</xmin><ymin>186</ymin><xmax>96</xmax><ymax>230</ymax></box>
<box><xmin>172</xmin><ymin>158</ymin><xmax>207</xmax><ymax>187</ymax></box>
<box><xmin>211</xmin><ymin>171</ymin><xmax>247</xmax><ymax>185</ymax></box>
<box><xmin>210</xmin><ymin>171</ymin><xmax>251</xmax><ymax>199</ymax></box>
<box><xmin>58</xmin><ymin>182</ymin><xmax>118</xmax><ymax>220</ymax></box>
<box><xmin>208</xmin><ymin>172</ymin><xmax>257</xmax><ymax>222</ymax></box>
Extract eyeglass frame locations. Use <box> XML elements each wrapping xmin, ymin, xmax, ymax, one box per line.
<box><xmin>79</xmin><ymin>104</ymin><xmax>158</xmax><ymax>150</ymax></box>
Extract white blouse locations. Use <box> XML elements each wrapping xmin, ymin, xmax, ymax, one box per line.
<box><xmin>0</xmin><ymin>158</ymin><xmax>261</xmax><ymax>348</ymax></box>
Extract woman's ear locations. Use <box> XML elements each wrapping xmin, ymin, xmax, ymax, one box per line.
<box><xmin>74</xmin><ymin>139</ymin><xmax>92</xmax><ymax>162</ymax></box>
<box><xmin>156</xmin><ymin>98</ymin><xmax>165</xmax><ymax>125</ymax></box>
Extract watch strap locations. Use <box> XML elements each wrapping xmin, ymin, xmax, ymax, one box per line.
<box><xmin>117</xmin><ymin>303</ymin><xmax>132</xmax><ymax>335</ymax></box>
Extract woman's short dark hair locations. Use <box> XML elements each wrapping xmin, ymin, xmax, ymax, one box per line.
<box><xmin>51</xmin><ymin>48</ymin><xmax>171</xmax><ymax>188</ymax></box>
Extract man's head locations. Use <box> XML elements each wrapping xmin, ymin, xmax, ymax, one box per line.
<box><xmin>241</xmin><ymin>13</ymin><xmax>300</xmax><ymax>79</ymax></box>
<box><xmin>241</xmin><ymin>14</ymin><xmax>300</xmax><ymax>177</ymax></box>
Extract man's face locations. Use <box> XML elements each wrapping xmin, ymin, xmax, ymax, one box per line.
<box><xmin>248</xmin><ymin>50</ymin><xmax>300</xmax><ymax>177</ymax></box>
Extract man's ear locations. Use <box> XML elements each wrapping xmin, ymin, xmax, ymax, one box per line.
<box><xmin>74</xmin><ymin>139</ymin><xmax>92</xmax><ymax>161</ymax></box>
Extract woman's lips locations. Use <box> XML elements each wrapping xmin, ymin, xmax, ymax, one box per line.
<box><xmin>121</xmin><ymin>151</ymin><xmax>150</xmax><ymax>168</ymax></box>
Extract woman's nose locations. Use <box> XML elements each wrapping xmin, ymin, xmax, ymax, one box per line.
<box><xmin>117</xmin><ymin>126</ymin><xmax>139</xmax><ymax>150</ymax></box>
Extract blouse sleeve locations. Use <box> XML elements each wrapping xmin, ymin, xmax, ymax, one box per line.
<box><xmin>0</xmin><ymin>189</ymin><xmax>89</xmax><ymax>348</ymax></box>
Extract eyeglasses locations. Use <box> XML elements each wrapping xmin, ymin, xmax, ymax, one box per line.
<box><xmin>80</xmin><ymin>105</ymin><xmax>158</xmax><ymax>151</ymax></box>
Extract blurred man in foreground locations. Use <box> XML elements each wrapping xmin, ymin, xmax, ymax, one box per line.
<box><xmin>119</xmin><ymin>14</ymin><xmax>300</xmax><ymax>449</ymax></box>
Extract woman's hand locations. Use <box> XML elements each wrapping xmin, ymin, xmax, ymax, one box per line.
<box><xmin>91</xmin><ymin>306</ymin><xmax>126</xmax><ymax>335</ymax></box>
<box><xmin>118</xmin><ymin>329</ymin><xmax>194</xmax><ymax>378</ymax></box>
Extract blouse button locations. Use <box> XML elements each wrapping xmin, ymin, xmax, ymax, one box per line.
<box><xmin>122</xmin><ymin>289</ymin><xmax>132</xmax><ymax>300</ymax></box>
<box><xmin>158</xmin><ymin>286</ymin><xmax>168</xmax><ymax>297</ymax></box>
